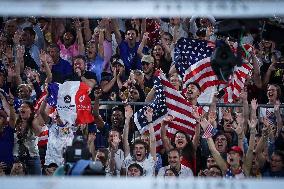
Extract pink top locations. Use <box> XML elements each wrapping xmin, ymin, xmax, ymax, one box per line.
<box><xmin>57</xmin><ymin>40</ymin><xmax>79</xmax><ymax>63</ymax></box>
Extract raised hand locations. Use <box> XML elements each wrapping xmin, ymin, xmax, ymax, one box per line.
<box><xmin>251</xmin><ymin>99</ymin><xmax>258</xmax><ymax>111</ymax></box>
<box><xmin>88</xmin><ymin>132</ymin><xmax>96</xmax><ymax>144</ymax></box>
<box><xmin>39</xmin><ymin>50</ymin><xmax>48</xmax><ymax>63</ymax></box>
<box><xmin>235</xmin><ymin>112</ymin><xmax>244</xmax><ymax>126</ymax></box>
<box><xmin>145</xmin><ymin>107</ymin><xmax>153</xmax><ymax>123</ymax></box>
<box><xmin>73</xmin><ymin>18</ymin><xmax>82</xmax><ymax>31</ymax></box>
<box><xmin>192</xmin><ymin>105</ymin><xmax>202</xmax><ymax>122</ymax></box>
<box><xmin>274</xmin><ymin>100</ymin><xmax>280</xmax><ymax>112</ymax></box>
<box><xmin>161</xmin><ymin>115</ymin><xmax>174</xmax><ymax>126</ymax></box>
<box><xmin>142</xmin><ymin>32</ymin><xmax>149</xmax><ymax>43</ymax></box>
<box><xmin>124</xmin><ymin>105</ymin><xmax>133</xmax><ymax>120</ymax></box>
<box><xmin>248</xmin><ymin>118</ymin><xmax>257</xmax><ymax>131</ymax></box>
<box><xmin>94</xmin><ymin>86</ymin><xmax>103</xmax><ymax>99</ymax></box>
<box><xmin>208</xmin><ymin>111</ymin><xmax>217</xmax><ymax>125</ymax></box>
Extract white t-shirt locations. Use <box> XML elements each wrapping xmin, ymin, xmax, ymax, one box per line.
<box><xmin>45</xmin><ymin>123</ymin><xmax>75</xmax><ymax>166</ymax></box>
<box><xmin>122</xmin><ymin>154</ymin><xmax>156</xmax><ymax>176</ymax></box>
<box><xmin>157</xmin><ymin>165</ymin><xmax>193</xmax><ymax>178</ymax></box>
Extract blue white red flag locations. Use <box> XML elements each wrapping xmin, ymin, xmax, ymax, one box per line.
<box><xmin>47</xmin><ymin>81</ymin><xmax>94</xmax><ymax>125</ymax></box>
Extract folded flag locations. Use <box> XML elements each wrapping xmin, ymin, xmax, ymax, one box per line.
<box><xmin>47</xmin><ymin>81</ymin><xmax>94</xmax><ymax>125</ymax></box>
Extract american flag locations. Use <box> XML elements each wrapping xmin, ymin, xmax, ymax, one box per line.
<box><xmin>134</xmin><ymin>71</ymin><xmax>199</xmax><ymax>149</ymax></box>
<box><xmin>174</xmin><ymin>38</ymin><xmax>252</xmax><ymax>103</ymax></box>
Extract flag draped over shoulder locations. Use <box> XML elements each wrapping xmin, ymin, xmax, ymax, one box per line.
<box><xmin>134</xmin><ymin>71</ymin><xmax>200</xmax><ymax>149</ymax></box>
<box><xmin>47</xmin><ymin>81</ymin><xmax>94</xmax><ymax>125</ymax></box>
<box><xmin>174</xmin><ymin>38</ymin><xmax>252</xmax><ymax>103</ymax></box>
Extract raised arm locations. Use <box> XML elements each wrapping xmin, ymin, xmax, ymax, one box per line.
<box><xmin>137</xmin><ymin>32</ymin><xmax>148</xmax><ymax>58</ymax></box>
<box><xmin>263</xmin><ymin>55</ymin><xmax>276</xmax><ymax>87</ymax></box>
<box><xmin>111</xmin><ymin>19</ymin><xmax>122</xmax><ymax>45</ymax></box>
<box><xmin>87</xmin><ymin>132</ymin><xmax>97</xmax><ymax>160</ymax></box>
<box><xmin>39</xmin><ymin>50</ymin><xmax>53</xmax><ymax>84</ymax></box>
<box><xmin>98</xmin><ymin>28</ymin><xmax>105</xmax><ymax>58</ymax></box>
<box><xmin>234</xmin><ymin>113</ymin><xmax>245</xmax><ymax>152</ymax></box>
<box><xmin>144</xmin><ymin>107</ymin><xmax>157</xmax><ymax>161</ymax></box>
<box><xmin>109</xmin><ymin>133</ymin><xmax>121</xmax><ymax>176</ymax></box>
<box><xmin>100</xmin><ymin>67</ymin><xmax>118</xmax><ymax>93</ymax></box>
<box><xmin>251</xmin><ymin>53</ymin><xmax>262</xmax><ymax>89</ymax></box>
<box><xmin>274</xmin><ymin>101</ymin><xmax>283</xmax><ymax>137</ymax></box>
<box><xmin>38</xmin><ymin>92</ymin><xmax>50</xmax><ymax>123</ymax></box>
<box><xmin>243</xmin><ymin>118</ymin><xmax>257</xmax><ymax>176</ymax></box>
<box><xmin>255</xmin><ymin>119</ymin><xmax>270</xmax><ymax>169</ymax></box>
<box><xmin>160</xmin><ymin>115</ymin><xmax>174</xmax><ymax>152</ymax></box>
<box><xmin>74</xmin><ymin>19</ymin><xmax>85</xmax><ymax>55</ymax></box>
<box><xmin>92</xmin><ymin>87</ymin><xmax>104</xmax><ymax>129</ymax></box>
<box><xmin>123</xmin><ymin>105</ymin><xmax>133</xmax><ymax>157</ymax></box>
<box><xmin>82</xmin><ymin>18</ymin><xmax>92</xmax><ymax>42</ymax></box>
<box><xmin>240</xmin><ymin>90</ymin><xmax>249</xmax><ymax>134</ymax></box>
<box><xmin>199</xmin><ymin>119</ymin><xmax>228</xmax><ymax>173</ymax></box>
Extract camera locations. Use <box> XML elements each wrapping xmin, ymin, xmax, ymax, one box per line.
<box><xmin>64</xmin><ymin>135</ymin><xmax>91</xmax><ymax>164</ymax></box>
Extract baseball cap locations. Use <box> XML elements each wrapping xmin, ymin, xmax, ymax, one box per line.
<box><xmin>228</xmin><ymin>146</ymin><xmax>243</xmax><ymax>157</ymax></box>
<box><xmin>111</xmin><ymin>58</ymin><xmax>124</xmax><ymax>66</ymax></box>
<box><xmin>141</xmin><ymin>55</ymin><xmax>154</xmax><ymax>64</ymax></box>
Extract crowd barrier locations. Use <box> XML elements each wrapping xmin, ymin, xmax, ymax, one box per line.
<box><xmin>1</xmin><ymin>177</ymin><xmax>284</xmax><ymax>189</ymax></box>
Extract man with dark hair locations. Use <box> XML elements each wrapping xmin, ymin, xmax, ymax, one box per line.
<box><xmin>185</xmin><ymin>82</ymin><xmax>202</xmax><ymax>107</ymax></box>
<box><xmin>46</xmin><ymin>44</ymin><xmax>72</xmax><ymax>83</ymax></box>
<box><xmin>127</xmin><ymin>163</ymin><xmax>143</xmax><ymax>177</ymax></box>
<box><xmin>262</xmin><ymin>150</ymin><xmax>284</xmax><ymax>177</ymax></box>
<box><xmin>112</xmin><ymin>19</ymin><xmax>142</xmax><ymax>75</ymax></box>
<box><xmin>19</xmin><ymin>24</ymin><xmax>44</xmax><ymax>70</ymax></box>
<box><xmin>158</xmin><ymin>148</ymin><xmax>193</xmax><ymax>177</ymax></box>
<box><xmin>65</xmin><ymin>55</ymin><xmax>97</xmax><ymax>88</ymax></box>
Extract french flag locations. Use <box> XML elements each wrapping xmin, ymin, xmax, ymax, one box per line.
<box><xmin>47</xmin><ymin>81</ymin><xmax>94</xmax><ymax>125</ymax></box>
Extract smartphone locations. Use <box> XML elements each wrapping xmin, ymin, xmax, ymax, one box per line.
<box><xmin>217</xmin><ymin>89</ymin><xmax>226</xmax><ymax>99</ymax></box>
<box><xmin>275</xmin><ymin>63</ymin><xmax>284</xmax><ymax>69</ymax></box>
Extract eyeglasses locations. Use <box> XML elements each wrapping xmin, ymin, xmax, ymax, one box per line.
<box><xmin>142</xmin><ymin>61</ymin><xmax>150</xmax><ymax>65</ymax></box>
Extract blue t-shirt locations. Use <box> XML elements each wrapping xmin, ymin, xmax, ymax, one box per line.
<box><xmin>0</xmin><ymin>126</ymin><xmax>14</xmax><ymax>166</ymax></box>
<box><xmin>119</xmin><ymin>41</ymin><xmax>141</xmax><ymax>75</ymax></box>
<box><xmin>87</xmin><ymin>55</ymin><xmax>104</xmax><ymax>83</ymax></box>
<box><xmin>52</xmin><ymin>58</ymin><xmax>73</xmax><ymax>83</ymax></box>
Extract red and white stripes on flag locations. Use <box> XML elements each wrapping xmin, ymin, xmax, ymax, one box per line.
<box><xmin>182</xmin><ymin>57</ymin><xmax>253</xmax><ymax>104</ymax></box>
<box><xmin>134</xmin><ymin>72</ymin><xmax>201</xmax><ymax>150</ymax></box>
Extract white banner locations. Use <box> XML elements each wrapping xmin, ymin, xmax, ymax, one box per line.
<box><xmin>1</xmin><ymin>178</ymin><xmax>284</xmax><ymax>189</ymax></box>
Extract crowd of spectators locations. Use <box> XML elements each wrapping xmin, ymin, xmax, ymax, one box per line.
<box><xmin>0</xmin><ymin>16</ymin><xmax>283</xmax><ymax>178</ymax></box>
